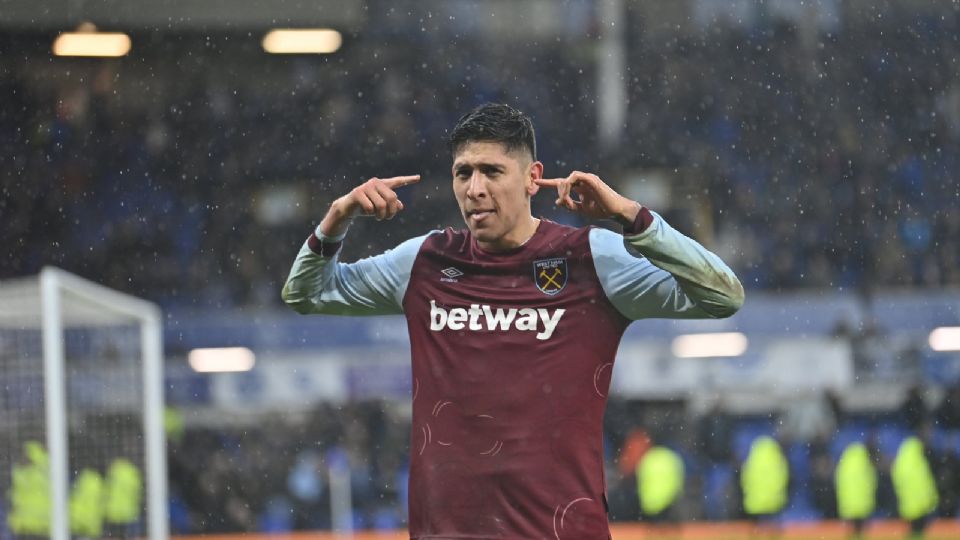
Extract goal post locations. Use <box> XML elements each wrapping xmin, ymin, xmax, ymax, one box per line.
<box><xmin>0</xmin><ymin>266</ymin><xmax>167</xmax><ymax>540</ymax></box>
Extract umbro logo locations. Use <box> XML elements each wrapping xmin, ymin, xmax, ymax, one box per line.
<box><xmin>440</xmin><ymin>267</ymin><xmax>463</xmax><ymax>282</ymax></box>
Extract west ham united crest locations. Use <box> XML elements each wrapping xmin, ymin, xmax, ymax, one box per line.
<box><xmin>533</xmin><ymin>257</ymin><xmax>567</xmax><ymax>296</ymax></box>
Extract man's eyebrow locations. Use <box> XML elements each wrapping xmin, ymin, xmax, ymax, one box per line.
<box><xmin>453</xmin><ymin>161</ymin><xmax>505</xmax><ymax>171</ymax></box>
<box><xmin>479</xmin><ymin>163</ymin><xmax>505</xmax><ymax>171</ymax></box>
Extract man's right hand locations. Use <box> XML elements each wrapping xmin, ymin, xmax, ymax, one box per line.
<box><xmin>320</xmin><ymin>175</ymin><xmax>421</xmax><ymax>237</ymax></box>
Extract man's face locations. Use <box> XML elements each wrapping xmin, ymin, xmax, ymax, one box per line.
<box><xmin>452</xmin><ymin>141</ymin><xmax>542</xmax><ymax>251</ymax></box>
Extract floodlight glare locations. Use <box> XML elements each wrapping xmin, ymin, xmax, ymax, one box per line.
<box><xmin>262</xmin><ymin>29</ymin><xmax>343</xmax><ymax>54</ymax></box>
<box><xmin>188</xmin><ymin>347</ymin><xmax>256</xmax><ymax>373</ymax></box>
<box><xmin>671</xmin><ymin>332</ymin><xmax>748</xmax><ymax>358</ymax></box>
<box><xmin>53</xmin><ymin>32</ymin><xmax>131</xmax><ymax>57</ymax></box>
<box><xmin>929</xmin><ymin>327</ymin><xmax>960</xmax><ymax>352</ymax></box>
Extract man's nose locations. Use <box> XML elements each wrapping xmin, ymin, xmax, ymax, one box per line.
<box><xmin>466</xmin><ymin>172</ymin><xmax>487</xmax><ymax>198</ymax></box>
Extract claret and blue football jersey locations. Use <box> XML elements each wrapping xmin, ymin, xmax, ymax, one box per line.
<box><xmin>283</xmin><ymin>211</ymin><xmax>743</xmax><ymax>539</ymax></box>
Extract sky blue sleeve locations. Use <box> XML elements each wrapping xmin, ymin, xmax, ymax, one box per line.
<box><xmin>590</xmin><ymin>212</ymin><xmax>744</xmax><ymax>321</ymax></box>
<box><xmin>282</xmin><ymin>231</ymin><xmax>436</xmax><ymax>316</ymax></box>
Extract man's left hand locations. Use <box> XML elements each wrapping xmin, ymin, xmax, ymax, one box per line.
<box><xmin>535</xmin><ymin>171</ymin><xmax>640</xmax><ymax>225</ymax></box>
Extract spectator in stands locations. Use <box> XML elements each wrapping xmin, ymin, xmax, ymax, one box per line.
<box><xmin>917</xmin><ymin>421</ymin><xmax>960</xmax><ymax>518</ymax></box>
<box><xmin>934</xmin><ymin>444</ymin><xmax>960</xmax><ymax>517</ymax></box>
<box><xmin>697</xmin><ymin>400</ymin><xmax>734</xmax><ymax>466</ymax></box>
<box><xmin>809</xmin><ymin>444</ymin><xmax>838</xmax><ymax>520</ymax></box>
<box><xmin>899</xmin><ymin>385</ymin><xmax>930</xmax><ymax>432</ymax></box>
<box><xmin>935</xmin><ymin>383</ymin><xmax>960</xmax><ymax>430</ymax></box>
<box><xmin>286</xmin><ymin>449</ymin><xmax>326</xmax><ymax>529</ymax></box>
<box><xmin>694</xmin><ymin>400</ymin><xmax>738</xmax><ymax>520</ymax></box>
<box><xmin>605</xmin><ymin>427</ymin><xmax>651</xmax><ymax>522</ymax></box>
<box><xmin>779</xmin><ymin>391</ymin><xmax>839</xmax><ymax>445</ymax></box>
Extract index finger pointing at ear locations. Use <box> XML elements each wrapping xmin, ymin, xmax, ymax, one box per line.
<box><xmin>381</xmin><ymin>175</ymin><xmax>421</xmax><ymax>189</ymax></box>
<box><xmin>534</xmin><ymin>178</ymin><xmax>565</xmax><ymax>187</ymax></box>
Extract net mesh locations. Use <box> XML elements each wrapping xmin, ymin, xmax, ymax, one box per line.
<box><xmin>0</xmin><ymin>274</ymin><xmax>151</xmax><ymax>537</ymax></box>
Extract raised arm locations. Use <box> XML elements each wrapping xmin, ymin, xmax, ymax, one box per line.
<box><xmin>281</xmin><ymin>175</ymin><xmax>427</xmax><ymax>316</ymax></box>
<box><xmin>590</xmin><ymin>214</ymin><xmax>744</xmax><ymax>320</ymax></box>
<box><xmin>319</xmin><ymin>174</ymin><xmax>421</xmax><ymax>237</ymax></box>
<box><xmin>536</xmin><ymin>171</ymin><xmax>744</xmax><ymax>320</ymax></box>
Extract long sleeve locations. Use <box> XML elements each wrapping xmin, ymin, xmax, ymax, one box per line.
<box><xmin>590</xmin><ymin>211</ymin><xmax>744</xmax><ymax>320</ymax></box>
<box><xmin>281</xmin><ymin>229</ymin><xmax>435</xmax><ymax>316</ymax></box>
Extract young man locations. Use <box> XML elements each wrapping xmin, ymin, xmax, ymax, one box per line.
<box><xmin>282</xmin><ymin>103</ymin><xmax>744</xmax><ymax>539</ymax></box>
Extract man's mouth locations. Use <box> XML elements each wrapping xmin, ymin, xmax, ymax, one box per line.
<box><xmin>467</xmin><ymin>209</ymin><xmax>495</xmax><ymax>223</ymax></box>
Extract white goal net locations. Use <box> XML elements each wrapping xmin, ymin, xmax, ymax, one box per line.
<box><xmin>0</xmin><ymin>267</ymin><xmax>166</xmax><ymax>540</ymax></box>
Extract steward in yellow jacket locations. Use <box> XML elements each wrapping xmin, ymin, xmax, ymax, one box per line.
<box><xmin>741</xmin><ymin>436</ymin><xmax>789</xmax><ymax>517</ymax></box>
<box><xmin>7</xmin><ymin>441</ymin><xmax>50</xmax><ymax>537</ymax></box>
<box><xmin>892</xmin><ymin>436</ymin><xmax>938</xmax><ymax>538</ymax></box>
<box><xmin>835</xmin><ymin>442</ymin><xmax>876</xmax><ymax>537</ymax></box>
<box><xmin>636</xmin><ymin>446</ymin><xmax>685</xmax><ymax>517</ymax></box>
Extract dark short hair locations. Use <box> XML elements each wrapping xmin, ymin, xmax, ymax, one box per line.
<box><xmin>449</xmin><ymin>103</ymin><xmax>536</xmax><ymax>161</ymax></box>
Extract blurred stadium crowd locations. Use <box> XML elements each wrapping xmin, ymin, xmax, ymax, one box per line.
<box><xmin>3</xmin><ymin>15</ymin><xmax>959</xmax><ymax>307</ymax></box>
<box><xmin>165</xmin><ymin>386</ymin><xmax>960</xmax><ymax>533</ymax></box>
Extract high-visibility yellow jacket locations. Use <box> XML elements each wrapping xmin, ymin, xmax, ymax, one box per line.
<box><xmin>741</xmin><ymin>436</ymin><xmax>789</xmax><ymax>515</ymax></box>
<box><xmin>636</xmin><ymin>446</ymin><xmax>684</xmax><ymax>515</ymax></box>
<box><xmin>69</xmin><ymin>469</ymin><xmax>104</xmax><ymax>537</ymax></box>
<box><xmin>7</xmin><ymin>441</ymin><xmax>50</xmax><ymax>535</ymax></box>
<box><xmin>105</xmin><ymin>458</ymin><xmax>143</xmax><ymax>524</ymax></box>
<box><xmin>835</xmin><ymin>442</ymin><xmax>876</xmax><ymax>519</ymax></box>
<box><xmin>891</xmin><ymin>437</ymin><xmax>938</xmax><ymax>521</ymax></box>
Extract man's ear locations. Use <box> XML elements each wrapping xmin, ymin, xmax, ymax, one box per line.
<box><xmin>527</xmin><ymin>161</ymin><xmax>543</xmax><ymax>196</ymax></box>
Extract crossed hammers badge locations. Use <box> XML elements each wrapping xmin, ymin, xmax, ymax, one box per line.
<box><xmin>533</xmin><ymin>257</ymin><xmax>567</xmax><ymax>296</ymax></box>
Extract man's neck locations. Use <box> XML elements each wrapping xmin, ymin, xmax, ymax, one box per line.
<box><xmin>479</xmin><ymin>217</ymin><xmax>541</xmax><ymax>252</ymax></box>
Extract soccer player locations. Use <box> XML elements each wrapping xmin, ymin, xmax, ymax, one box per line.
<box><xmin>282</xmin><ymin>103</ymin><xmax>744</xmax><ymax>539</ymax></box>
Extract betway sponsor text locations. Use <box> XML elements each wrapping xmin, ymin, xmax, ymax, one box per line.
<box><xmin>429</xmin><ymin>300</ymin><xmax>565</xmax><ymax>341</ymax></box>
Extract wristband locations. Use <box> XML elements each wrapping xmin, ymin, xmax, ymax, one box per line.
<box><xmin>307</xmin><ymin>232</ymin><xmax>344</xmax><ymax>257</ymax></box>
<box><xmin>622</xmin><ymin>206</ymin><xmax>654</xmax><ymax>236</ymax></box>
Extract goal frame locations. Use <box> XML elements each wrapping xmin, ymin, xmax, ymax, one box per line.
<box><xmin>38</xmin><ymin>266</ymin><xmax>167</xmax><ymax>540</ymax></box>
